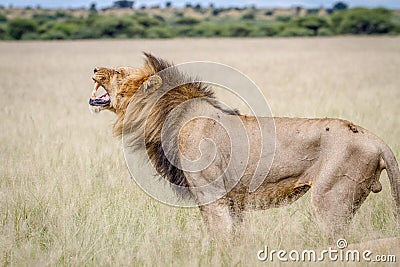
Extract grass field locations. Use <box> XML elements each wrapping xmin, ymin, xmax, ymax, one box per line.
<box><xmin>0</xmin><ymin>37</ymin><xmax>399</xmax><ymax>266</ymax></box>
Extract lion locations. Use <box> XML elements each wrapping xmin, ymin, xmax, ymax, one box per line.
<box><xmin>89</xmin><ymin>53</ymin><xmax>400</xmax><ymax>239</ymax></box>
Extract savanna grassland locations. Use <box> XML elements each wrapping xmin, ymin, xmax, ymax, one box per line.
<box><xmin>0</xmin><ymin>37</ymin><xmax>399</xmax><ymax>266</ymax></box>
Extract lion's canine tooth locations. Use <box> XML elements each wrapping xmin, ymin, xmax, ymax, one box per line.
<box><xmin>92</xmin><ymin>81</ymin><xmax>101</xmax><ymax>98</ymax></box>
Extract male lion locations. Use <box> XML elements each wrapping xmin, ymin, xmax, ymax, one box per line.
<box><xmin>89</xmin><ymin>53</ymin><xmax>400</xmax><ymax>238</ymax></box>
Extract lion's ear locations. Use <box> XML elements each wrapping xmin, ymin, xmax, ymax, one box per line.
<box><xmin>140</xmin><ymin>75</ymin><xmax>162</xmax><ymax>92</ymax></box>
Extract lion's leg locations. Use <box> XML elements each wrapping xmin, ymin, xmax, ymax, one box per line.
<box><xmin>228</xmin><ymin>201</ymin><xmax>244</xmax><ymax>235</ymax></box>
<box><xmin>198</xmin><ymin>198</ymin><xmax>234</xmax><ymax>239</ymax></box>
<box><xmin>311</xmin><ymin>172</ymin><xmax>372</xmax><ymax>239</ymax></box>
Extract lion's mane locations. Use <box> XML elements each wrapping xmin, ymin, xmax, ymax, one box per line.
<box><xmin>115</xmin><ymin>53</ymin><xmax>238</xmax><ymax>196</ymax></box>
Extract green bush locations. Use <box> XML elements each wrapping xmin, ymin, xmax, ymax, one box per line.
<box><xmin>71</xmin><ymin>27</ymin><xmax>101</xmax><ymax>39</ymax></box>
<box><xmin>307</xmin><ymin>8</ymin><xmax>319</xmax><ymax>15</ymax></box>
<box><xmin>174</xmin><ymin>26</ymin><xmax>187</xmax><ymax>36</ymax></box>
<box><xmin>54</xmin><ymin>11</ymin><xmax>72</xmax><ymax>19</ymax></box>
<box><xmin>126</xmin><ymin>23</ymin><xmax>146</xmax><ymax>38</ymax></box>
<box><xmin>318</xmin><ymin>27</ymin><xmax>334</xmax><ymax>36</ymax></box>
<box><xmin>276</xmin><ymin>15</ymin><xmax>291</xmax><ymax>22</ymax></box>
<box><xmin>279</xmin><ymin>27</ymin><xmax>313</xmax><ymax>37</ymax></box>
<box><xmin>264</xmin><ymin>10</ymin><xmax>274</xmax><ymax>16</ymax></box>
<box><xmin>212</xmin><ymin>8</ymin><xmax>223</xmax><ymax>16</ymax></box>
<box><xmin>7</xmin><ymin>18</ymin><xmax>37</xmax><ymax>40</ymax></box>
<box><xmin>0</xmin><ymin>13</ymin><xmax>7</xmax><ymax>22</ymax></box>
<box><xmin>241</xmin><ymin>12</ymin><xmax>255</xmax><ymax>20</ymax></box>
<box><xmin>41</xmin><ymin>30</ymin><xmax>67</xmax><ymax>40</ymax></box>
<box><xmin>193</xmin><ymin>4</ymin><xmax>202</xmax><ymax>12</ymax></box>
<box><xmin>295</xmin><ymin>15</ymin><xmax>329</xmax><ymax>35</ymax></box>
<box><xmin>178</xmin><ymin>23</ymin><xmax>226</xmax><ymax>37</ymax></box>
<box><xmin>92</xmin><ymin>16</ymin><xmax>120</xmax><ymax>37</ymax></box>
<box><xmin>0</xmin><ymin>25</ymin><xmax>6</xmax><ymax>39</ymax></box>
<box><xmin>37</xmin><ymin>21</ymin><xmax>55</xmax><ymax>35</ymax></box>
<box><xmin>153</xmin><ymin>15</ymin><xmax>165</xmax><ymax>22</ymax></box>
<box><xmin>113</xmin><ymin>0</ymin><xmax>134</xmax><ymax>9</ymax></box>
<box><xmin>252</xmin><ymin>24</ymin><xmax>281</xmax><ymax>37</ymax></box>
<box><xmin>136</xmin><ymin>16</ymin><xmax>161</xmax><ymax>27</ymax></box>
<box><xmin>228</xmin><ymin>24</ymin><xmax>253</xmax><ymax>37</ymax></box>
<box><xmin>338</xmin><ymin>8</ymin><xmax>394</xmax><ymax>34</ymax></box>
<box><xmin>91</xmin><ymin>16</ymin><xmax>140</xmax><ymax>38</ymax></box>
<box><xmin>333</xmin><ymin>1</ymin><xmax>348</xmax><ymax>11</ymax></box>
<box><xmin>186</xmin><ymin>26</ymin><xmax>207</xmax><ymax>37</ymax></box>
<box><xmin>330</xmin><ymin>11</ymin><xmax>345</xmax><ymax>33</ymax></box>
<box><xmin>134</xmin><ymin>11</ymin><xmax>148</xmax><ymax>17</ymax></box>
<box><xmin>174</xmin><ymin>11</ymin><xmax>184</xmax><ymax>17</ymax></box>
<box><xmin>32</xmin><ymin>12</ymin><xmax>56</xmax><ymax>20</ymax></box>
<box><xmin>20</xmin><ymin>32</ymin><xmax>41</xmax><ymax>40</ymax></box>
<box><xmin>390</xmin><ymin>23</ymin><xmax>400</xmax><ymax>34</ymax></box>
<box><xmin>51</xmin><ymin>22</ymin><xmax>79</xmax><ymax>36</ymax></box>
<box><xmin>174</xmin><ymin>16</ymin><xmax>200</xmax><ymax>26</ymax></box>
<box><xmin>204</xmin><ymin>24</ymin><xmax>227</xmax><ymax>37</ymax></box>
<box><xmin>145</xmin><ymin>26</ymin><xmax>173</xmax><ymax>38</ymax></box>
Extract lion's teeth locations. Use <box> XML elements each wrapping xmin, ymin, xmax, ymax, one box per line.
<box><xmin>94</xmin><ymin>81</ymin><xmax>100</xmax><ymax>90</ymax></box>
<box><xmin>92</xmin><ymin>82</ymin><xmax>101</xmax><ymax>98</ymax></box>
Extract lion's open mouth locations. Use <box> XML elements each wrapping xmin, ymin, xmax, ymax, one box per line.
<box><xmin>89</xmin><ymin>80</ymin><xmax>110</xmax><ymax>107</ymax></box>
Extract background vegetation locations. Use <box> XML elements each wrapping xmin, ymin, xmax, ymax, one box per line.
<box><xmin>0</xmin><ymin>1</ymin><xmax>399</xmax><ymax>40</ymax></box>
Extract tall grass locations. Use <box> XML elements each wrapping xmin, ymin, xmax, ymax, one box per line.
<box><xmin>0</xmin><ymin>37</ymin><xmax>399</xmax><ymax>266</ymax></box>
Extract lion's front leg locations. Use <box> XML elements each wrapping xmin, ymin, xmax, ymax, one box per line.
<box><xmin>198</xmin><ymin>198</ymin><xmax>235</xmax><ymax>239</ymax></box>
<box><xmin>229</xmin><ymin>200</ymin><xmax>245</xmax><ymax>235</ymax></box>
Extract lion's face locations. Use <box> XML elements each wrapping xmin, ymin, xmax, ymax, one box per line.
<box><xmin>89</xmin><ymin>67</ymin><xmax>136</xmax><ymax>113</ymax></box>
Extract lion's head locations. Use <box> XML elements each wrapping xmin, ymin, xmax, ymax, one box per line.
<box><xmin>88</xmin><ymin>54</ymin><xmax>168</xmax><ymax>115</ymax></box>
<box><xmin>89</xmin><ymin>66</ymin><xmax>137</xmax><ymax>113</ymax></box>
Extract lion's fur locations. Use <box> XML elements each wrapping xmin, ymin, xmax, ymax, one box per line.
<box><xmin>91</xmin><ymin>53</ymin><xmax>400</xmax><ymax>238</ymax></box>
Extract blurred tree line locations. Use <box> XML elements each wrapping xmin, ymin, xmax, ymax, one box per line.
<box><xmin>0</xmin><ymin>2</ymin><xmax>399</xmax><ymax>40</ymax></box>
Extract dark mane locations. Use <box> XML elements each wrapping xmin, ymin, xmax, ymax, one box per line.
<box><xmin>123</xmin><ymin>53</ymin><xmax>239</xmax><ymax>198</ymax></box>
<box><xmin>143</xmin><ymin>52</ymin><xmax>171</xmax><ymax>73</ymax></box>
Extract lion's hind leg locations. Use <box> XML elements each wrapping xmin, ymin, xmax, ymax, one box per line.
<box><xmin>311</xmin><ymin>164</ymin><xmax>376</xmax><ymax>239</ymax></box>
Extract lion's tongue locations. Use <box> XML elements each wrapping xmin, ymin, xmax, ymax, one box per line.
<box><xmin>89</xmin><ymin>93</ymin><xmax>110</xmax><ymax>106</ymax></box>
<box><xmin>89</xmin><ymin>81</ymin><xmax>110</xmax><ymax>106</ymax></box>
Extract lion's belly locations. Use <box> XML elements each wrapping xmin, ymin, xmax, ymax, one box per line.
<box><xmin>244</xmin><ymin>178</ymin><xmax>312</xmax><ymax>209</ymax></box>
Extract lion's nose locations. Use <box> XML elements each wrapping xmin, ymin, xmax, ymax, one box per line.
<box><xmin>94</xmin><ymin>68</ymin><xmax>99</xmax><ymax>74</ymax></box>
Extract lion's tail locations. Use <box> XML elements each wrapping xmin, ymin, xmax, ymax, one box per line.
<box><xmin>380</xmin><ymin>143</ymin><xmax>400</xmax><ymax>224</ymax></box>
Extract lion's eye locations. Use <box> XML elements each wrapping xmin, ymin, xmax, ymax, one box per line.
<box><xmin>115</xmin><ymin>70</ymin><xmax>121</xmax><ymax>74</ymax></box>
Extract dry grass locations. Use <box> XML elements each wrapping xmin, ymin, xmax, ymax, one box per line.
<box><xmin>0</xmin><ymin>37</ymin><xmax>399</xmax><ymax>266</ymax></box>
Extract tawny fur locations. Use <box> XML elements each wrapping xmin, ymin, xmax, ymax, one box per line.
<box><xmin>90</xmin><ymin>53</ymin><xmax>400</xmax><ymax>239</ymax></box>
